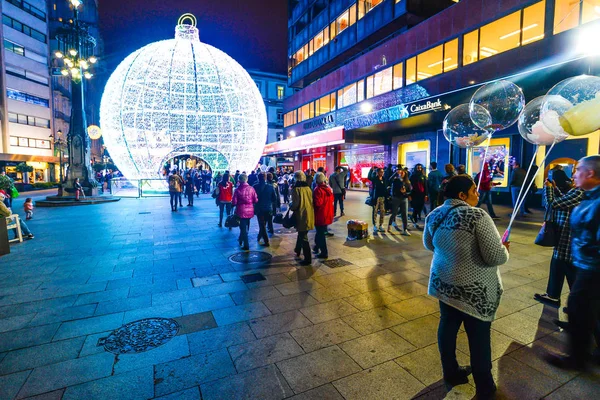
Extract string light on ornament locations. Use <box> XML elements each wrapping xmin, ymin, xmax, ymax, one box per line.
<box><xmin>99</xmin><ymin>14</ymin><xmax>267</xmax><ymax>181</ymax></box>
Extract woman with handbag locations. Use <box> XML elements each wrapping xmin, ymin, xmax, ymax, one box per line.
<box><xmin>254</xmin><ymin>173</ymin><xmax>278</xmax><ymax>246</ymax></box>
<box><xmin>424</xmin><ymin>175</ymin><xmax>509</xmax><ymax>398</ymax></box>
<box><xmin>231</xmin><ymin>174</ymin><xmax>257</xmax><ymax>250</ymax></box>
<box><xmin>217</xmin><ymin>173</ymin><xmax>234</xmax><ymax>228</ymax></box>
<box><xmin>387</xmin><ymin>169</ymin><xmax>412</xmax><ymax>235</ymax></box>
<box><xmin>533</xmin><ymin>179</ymin><xmax>584</xmax><ymax>308</ymax></box>
<box><xmin>290</xmin><ymin>171</ymin><xmax>314</xmax><ymax>265</ymax></box>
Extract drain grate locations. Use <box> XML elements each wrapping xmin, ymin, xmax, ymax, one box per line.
<box><xmin>240</xmin><ymin>273</ymin><xmax>266</xmax><ymax>283</ymax></box>
<box><xmin>98</xmin><ymin>317</ymin><xmax>179</xmax><ymax>354</ymax></box>
<box><xmin>138</xmin><ymin>212</ymin><xmax>151</xmax><ymax>215</ymax></box>
<box><xmin>322</xmin><ymin>258</ymin><xmax>353</xmax><ymax>268</ymax></box>
<box><xmin>228</xmin><ymin>251</ymin><xmax>272</xmax><ymax>264</ymax></box>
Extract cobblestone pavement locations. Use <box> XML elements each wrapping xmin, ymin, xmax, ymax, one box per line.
<box><xmin>1</xmin><ymin>191</ymin><xmax>599</xmax><ymax>399</ymax></box>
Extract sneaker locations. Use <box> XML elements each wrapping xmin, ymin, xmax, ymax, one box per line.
<box><xmin>313</xmin><ymin>247</ymin><xmax>319</xmax><ymax>254</ymax></box>
<box><xmin>546</xmin><ymin>354</ymin><xmax>588</xmax><ymax>371</ymax></box>
<box><xmin>316</xmin><ymin>253</ymin><xmax>328</xmax><ymax>259</ymax></box>
<box><xmin>413</xmin><ymin>222</ymin><xmax>420</xmax><ymax>229</ymax></box>
<box><xmin>324</xmin><ymin>232</ymin><xmax>334</xmax><ymax>237</ymax></box>
<box><xmin>534</xmin><ymin>293</ymin><xmax>560</xmax><ymax>308</ymax></box>
<box><xmin>373</xmin><ymin>226</ymin><xmax>379</xmax><ymax>233</ymax></box>
<box><xmin>378</xmin><ymin>225</ymin><xmax>383</xmax><ymax>232</ymax></box>
<box><xmin>401</xmin><ymin>230</ymin><xmax>411</xmax><ymax>236</ymax></box>
<box><xmin>218</xmin><ymin>223</ymin><xmax>222</xmax><ymax>227</ymax></box>
<box><xmin>27</xmin><ymin>234</ymin><xmax>34</xmax><ymax>239</ymax></box>
<box><xmin>340</xmin><ymin>212</ymin><xmax>345</xmax><ymax>216</ymax></box>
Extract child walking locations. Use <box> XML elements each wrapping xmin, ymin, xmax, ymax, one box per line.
<box><xmin>24</xmin><ymin>198</ymin><xmax>33</xmax><ymax>220</ymax></box>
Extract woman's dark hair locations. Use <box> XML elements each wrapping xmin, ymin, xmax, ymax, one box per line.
<box><xmin>221</xmin><ymin>173</ymin><xmax>230</xmax><ymax>184</ymax></box>
<box><xmin>444</xmin><ymin>175</ymin><xmax>475</xmax><ymax>199</ymax></box>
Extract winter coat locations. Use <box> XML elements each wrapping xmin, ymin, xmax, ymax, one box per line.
<box><xmin>368</xmin><ymin>169</ymin><xmax>388</xmax><ymax>198</ymax></box>
<box><xmin>232</xmin><ymin>182</ymin><xmax>258</xmax><ymax>219</ymax></box>
<box><xmin>168</xmin><ymin>175</ymin><xmax>183</xmax><ymax>193</ymax></box>
<box><xmin>313</xmin><ymin>183</ymin><xmax>334</xmax><ymax>226</ymax></box>
<box><xmin>424</xmin><ymin>199</ymin><xmax>509</xmax><ymax>321</ymax></box>
<box><xmin>218</xmin><ymin>181</ymin><xmax>233</xmax><ymax>203</ymax></box>
<box><xmin>329</xmin><ymin>170</ymin><xmax>346</xmax><ymax>195</ymax></box>
<box><xmin>291</xmin><ymin>181</ymin><xmax>315</xmax><ymax>232</ymax></box>
<box><xmin>410</xmin><ymin>172</ymin><xmax>427</xmax><ymax>197</ymax></box>
<box><xmin>389</xmin><ymin>176</ymin><xmax>411</xmax><ymax>199</ymax></box>
<box><xmin>254</xmin><ymin>182</ymin><xmax>278</xmax><ymax>214</ymax></box>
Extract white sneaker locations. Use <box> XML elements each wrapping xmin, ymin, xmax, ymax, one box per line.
<box><xmin>402</xmin><ymin>230</ymin><xmax>411</xmax><ymax>236</ymax></box>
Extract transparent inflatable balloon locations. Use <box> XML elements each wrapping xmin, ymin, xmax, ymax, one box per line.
<box><xmin>518</xmin><ymin>96</ymin><xmax>571</xmax><ymax>145</ymax></box>
<box><xmin>541</xmin><ymin>75</ymin><xmax>600</xmax><ymax>137</ymax></box>
<box><xmin>443</xmin><ymin>104</ymin><xmax>493</xmax><ymax>148</ymax></box>
<box><xmin>469</xmin><ymin>80</ymin><xmax>525</xmax><ymax>131</ymax></box>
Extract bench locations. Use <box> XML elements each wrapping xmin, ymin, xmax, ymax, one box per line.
<box><xmin>5</xmin><ymin>215</ymin><xmax>23</xmax><ymax>243</ymax></box>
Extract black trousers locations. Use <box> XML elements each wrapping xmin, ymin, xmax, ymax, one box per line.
<box><xmin>567</xmin><ymin>269</ymin><xmax>600</xmax><ymax>364</ymax></box>
<box><xmin>438</xmin><ymin>301</ymin><xmax>494</xmax><ymax>391</ymax></box>
<box><xmin>239</xmin><ymin>218</ymin><xmax>250</xmax><ymax>249</ymax></box>
<box><xmin>187</xmin><ymin>192</ymin><xmax>194</xmax><ymax>206</ymax></box>
<box><xmin>546</xmin><ymin>257</ymin><xmax>576</xmax><ymax>299</ymax></box>
<box><xmin>257</xmin><ymin>212</ymin><xmax>270</xmax><ymax>244</ymax></box>
<box><xmin>314</xmin><ymin>225</ymin><xmax>328</xmax><ymax>256</ymax></box>
<box><xmin>219</xmin><ymin>202</ymin><xmax>232</xmax><ymax>224</ymax></box>
<box><xmin>430</xmin><ymin>190</ymin><xmax>440</xmax><ymax>210</ymax></box>
<box><xmin>295</xmin><ymin>231</ymin><xmax>311</xmax><ymax>262</ymax></box>
<box><xmin>334</xmin><ymin>193</ymin><xmax>344</xmax><ymax>214</ymax></box>
<box><xmin>169</xmin><ymin>192</ymin><xmax>178</xmax><ymax>210</ymax></box>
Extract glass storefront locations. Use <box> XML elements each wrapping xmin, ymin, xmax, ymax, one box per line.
<box><xmin>339</xmin><ymin>145</ymin><xmax>386</xmax><ymax>190</ymax></box>
<box><xmin>468</xmin><ymin>137</ymin><xmax>511</xmax><ymax>188</ymax></box>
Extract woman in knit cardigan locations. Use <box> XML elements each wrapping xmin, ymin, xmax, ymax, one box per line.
<box><xmin>423</xmin><ymin>175</ymin><xmax>509</xmax><ymax>399</ymax></box>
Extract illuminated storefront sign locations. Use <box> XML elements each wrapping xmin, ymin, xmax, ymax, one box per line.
<box><xmin>303</xmin><ymin>114</ymin><xmax>335</xmax><ymax>130</ymax></box>
<box><xmin>408</xmin><ymin>98</ymin><xmax>451</xmax><ymax>115</ymax></box>
<box><xmin>263</xmin><ymin>126</ymin><xmax>344</xmax><ymax>155</ymax></box>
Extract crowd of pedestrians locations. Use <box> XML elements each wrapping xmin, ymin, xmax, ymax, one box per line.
<box><xmin>159</xmin><ymin>155</ymin><xmax>600</xmax><ymax>398</ymax></box>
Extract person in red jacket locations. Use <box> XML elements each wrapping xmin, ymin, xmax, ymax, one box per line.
<box><xmin>313</xmin><ymin>172</ymin><xmax>334</xmax><ymax>259</ymax></box>
<box><xmin>217</xmin><ymin>173</ymin><xmax>234</xmax><ymax>228</ymax></box>
<box><xmin>475</xmin><ymin>162</ymin><xmax>500</xmax><ymax>220</ymax></box>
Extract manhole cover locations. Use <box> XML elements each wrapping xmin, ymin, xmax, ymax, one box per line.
<box><xmin>240</xmin><ymin>273</ymin><xmax>266</xmax><ymax>283</ymax></box>
<box><xmin>98</xmin><ymin>317</ymin><xmax>179</xmax><ymax>354</ymax></box>
<box><xmin>322</xmin><ymin>258</ymin><xmax>353</xmax><ymax>268</ymax></box>
<box><xmin>229</xmin><ymin>251</ymin><xmax>272</xmax><ymax>264</ymax></box>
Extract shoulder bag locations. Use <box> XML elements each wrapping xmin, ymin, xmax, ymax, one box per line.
<box><xmin>282</xmin><ymin>208</ymin><xmax>297</xmax><ymax>229</ymax></box>
<box><xmin>534</xmin><ymin>206</ymin><xmax>558</xmax><ymax>247</ymax></box>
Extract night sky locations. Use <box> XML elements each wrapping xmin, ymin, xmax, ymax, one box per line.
<box><xmin>97</xmin><ymin>0</ymin><xmax>288</xmax><ymax>76</ymax></box>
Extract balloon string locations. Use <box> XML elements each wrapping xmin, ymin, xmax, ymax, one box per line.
<box><xmin>505</xmin><ymin>142</ymin><xmax>554</xmax><ymax>234</ymax></box>
<box><xmin>476</xmin><ymin>142</ymin><xmax>491</xmax><ymax>192</ymax></box>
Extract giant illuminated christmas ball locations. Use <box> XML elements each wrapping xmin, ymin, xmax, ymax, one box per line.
<box><xmin>100</xmin><ymin>14</ymin><xmax>267</xmax><ymax>180</ymax></box>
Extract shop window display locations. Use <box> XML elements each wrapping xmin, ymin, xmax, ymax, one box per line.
<box><xmin>340</xmin><ymin>146</ymin><xmax>386</xmax><ymax>190</ymax></box>
<box><xmin>469</xmin><ymin>140</ymin><xmax>510</xmax><ymax>188</ymax></box>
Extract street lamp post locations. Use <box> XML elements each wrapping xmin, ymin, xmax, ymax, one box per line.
<box><xmin>50</xmin><ymin>130</ymin><xmax>67</xmax><ymax>183</ymax></box>
<box><xmin>54</xmin><ymin>0</ymin><xmax>99</xmax><ymax>196</ymax></box>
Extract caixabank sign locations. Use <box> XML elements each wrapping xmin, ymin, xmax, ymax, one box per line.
<box><xmin>408</xmin><ymin>98</ymin><xmax>451</xmax><ymax>115</ymax></box>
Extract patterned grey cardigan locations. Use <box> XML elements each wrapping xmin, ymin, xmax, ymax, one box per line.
<box><xmin>423</xmin><ymin>199</ymin><xmax>509</xmax><ymax>322</ymax></box>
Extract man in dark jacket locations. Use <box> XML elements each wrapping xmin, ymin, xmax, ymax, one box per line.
<box><xmin>549</xmin><ymin>155</ymin><xmax>600</xmax><ymax>370</ymax></box>
<box><xmin>510</xmin><ymin>162</ymin><xmax>527</xmax><ymax>217</ymax></box>
<box><xmin>427</xmin><ymin>162</ymin><xmax>444</xmax><ymax>210</ymax></box>
<box><xmin>254</xmin><ymin>173</ymin><xmax>278</xmax><ymax>246</ymax></box>
<box><xmin>329</xmin><ymin>166</ymin><xmax>347</xmax><ymax>216</ymax></box>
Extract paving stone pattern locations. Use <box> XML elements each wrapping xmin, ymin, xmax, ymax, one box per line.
<box><xmin>0</xmin><ymin>192</ymin><xmax>598</xmax><ymax>399</ymax></box>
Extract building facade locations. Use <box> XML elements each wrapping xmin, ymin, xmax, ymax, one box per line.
<box><xmin>269</xmin><ymin>0</ymin><xmax>600</xmax><ymax>196</ymax></box>
<box><xmin>248</xmin><ymin>69</ymin><xmax>295</xmax><ymax>168</ymax></box>
<box><xmin>0</xmin><ymin>0</ymin><xmax>56</xmax><ymax>183</ymax></box>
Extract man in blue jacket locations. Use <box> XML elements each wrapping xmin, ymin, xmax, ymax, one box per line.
<box><xmin>549</xmin><ymin>155</ymin><xmax>600</xmax><ymax>370</ymax></box>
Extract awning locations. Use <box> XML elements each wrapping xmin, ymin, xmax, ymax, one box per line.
<box><xmin>263</xmin><ymin>126</ymin><xmax>345</xmax><ymax>156</ymax></box>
